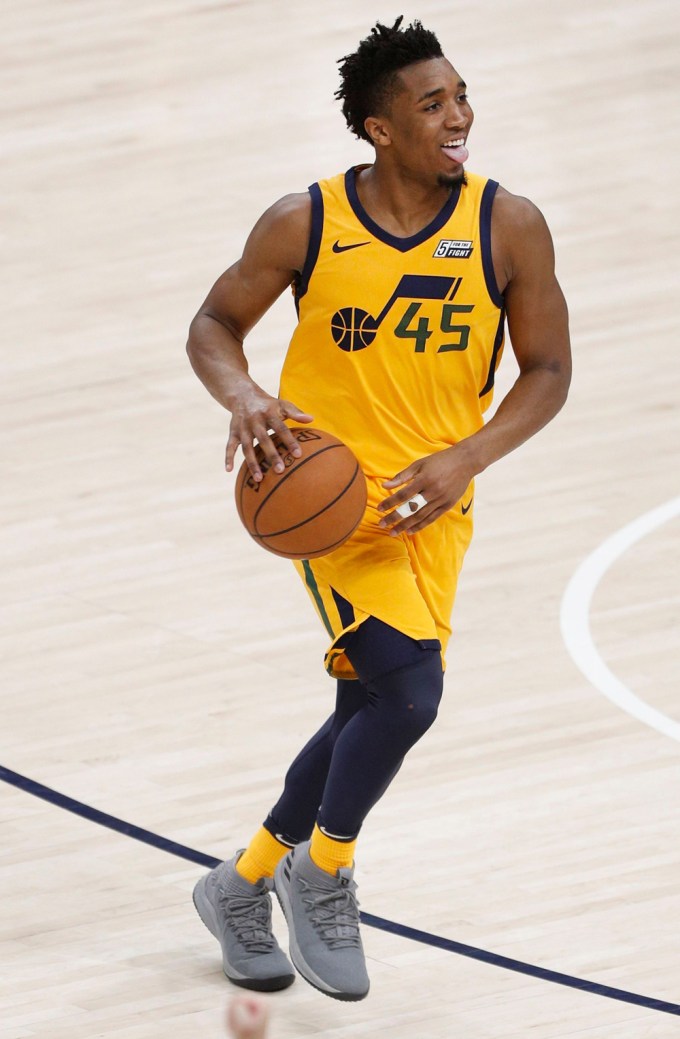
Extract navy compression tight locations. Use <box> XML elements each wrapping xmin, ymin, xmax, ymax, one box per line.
<box><xmin>264</xmin><ymin>617</ymin><xmax>444</xmax><ymax>843</ymax></box>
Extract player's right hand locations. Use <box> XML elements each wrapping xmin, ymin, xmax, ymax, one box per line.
<box><xmin>225</xmin><ymin>385</ymin><xmax>313</xmax><ymax>481</ymax></box>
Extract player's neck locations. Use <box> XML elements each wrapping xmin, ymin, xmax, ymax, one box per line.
<box><xmin>354</xmin><ymin>163</ymin><xmax>454</xmax><ymax>239</ymax></box>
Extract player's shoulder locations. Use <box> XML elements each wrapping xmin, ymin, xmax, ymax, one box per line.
<box><xmin>256</xmin><ymin>191</ymin><xmax>312</xmax><ymax>236</ymax></box>
<box><xmin>491</xmin><ymin>184</ymin><xmax>550</xmax><ymax>236</ymax></box>
<box><xmin>490</xmin><ymin>184</ymin><xmax>556</xmax><ymax>285</ymax></box>
<box><xmin>247</xmin><ymin>191</ymin><xmax>312</xmax><ymax>273</ymax></box>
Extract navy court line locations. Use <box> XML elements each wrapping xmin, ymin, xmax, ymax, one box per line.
<box><xmin>2</xmin><ymin>763</ymin><xmax>679</xmax><ymax>1019</ymax></box>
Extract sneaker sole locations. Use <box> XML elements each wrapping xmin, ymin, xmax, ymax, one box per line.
<box><xmin>193</xmin><ymin>876</ymin><xmax>295</xmax><ymax>993</ymax></box>
<box><xmin>274</xmin><ymin>859</ymin><xmax>369</xmax><ymax>1003</ymax></box>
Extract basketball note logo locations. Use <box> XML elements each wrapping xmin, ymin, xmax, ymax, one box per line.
<box><xmin>329</xmin><ymin>273</ymin><xmax>474</xmax><ymax>355</ymax></box>
<box><xmin>433</xmin><ymin>239</ymin><xmax>473</xmax><ymax>259</ymax></box>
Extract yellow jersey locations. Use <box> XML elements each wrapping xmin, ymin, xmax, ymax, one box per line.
<box><xmin>279</xmin><ymin>166</ymin><xmax>505</xmax><ymax>482</ymax></box>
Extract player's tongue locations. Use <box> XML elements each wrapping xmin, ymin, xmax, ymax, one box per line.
<box><xmin>442</xmin><ymin>143</ymin><xmax>469</xmax><ymax>164</ymax></box>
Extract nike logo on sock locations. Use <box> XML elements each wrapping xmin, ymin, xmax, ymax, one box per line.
<box><xmin>319</xmin><ymin>825</ymin><xmax>356</xmax><ymax>842</ymax></box>
<box><xmin>332</xmin><ymin>240</ymin><xmax>370</xmax><ymax>253</ymax></box>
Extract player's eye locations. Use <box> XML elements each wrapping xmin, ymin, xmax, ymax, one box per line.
<box><xmin>457</xmin><ymin>93</ymin><xmax>469</xmax><ymax>104</ymax></box>
<box><xmin>424</xmin><ymin>102</ymin><xmax>441</xmax><ymax>111</ymax></box>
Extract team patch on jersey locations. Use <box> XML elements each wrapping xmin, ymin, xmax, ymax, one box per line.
<box><xmin>433</xmin><ymin>238</ymin><xmax>474</xmax><ymax>259</ymax></box>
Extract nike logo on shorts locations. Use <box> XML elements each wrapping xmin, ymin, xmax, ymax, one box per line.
<box><xmin>461</xmin><ymin>498</ymin><xmax>473</xmax><ymax>515</ymax></box>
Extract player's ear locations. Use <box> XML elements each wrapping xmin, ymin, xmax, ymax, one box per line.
<box><xmin>364</xmin><ymin>116</ymin><xmax>392</xmax><ymax>148</ymax></box>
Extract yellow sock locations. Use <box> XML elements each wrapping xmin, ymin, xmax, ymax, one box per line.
<box><xmin>309</xmin><ymin>824</ymin><xmax>357</xmax><ymax>876</ymax></box>
<box><xmin>235</xmin><ymin>827</ymin><xmax>290</xmax><ymax>883</ymax></box>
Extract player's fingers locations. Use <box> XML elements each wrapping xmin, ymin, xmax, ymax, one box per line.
<box><xmin>381</xmin><ymin>460</ymin><xmax>422</xmax><ymax>491</ymax></box>
<box><xmin>246</xmin><ymin>419</ymin><xmax>285</xmax><ymax>475</ymax></box>
<box><xmin>267</xmin><ymin>413</ymin><xmax>305</xmax><ymax>459</ymax></box>
<box><xmin>378</xmin><ymin>484</ymin><xmax>425</xmax><ymax>519</ymax></box>
<box><xmin>240</xmin><ymin>436</ymin><xmax>265</xmax><ymax>481</ymax></box>
<box><xmin>279</xmin><ymin>399</ymin><xmax>314</xmax><ymax>424</ymax></box>
<box><xmin>225</xmin><ymin>432</ymin><xmax>239</xmax><ymax>472</ymax></box>
<box><xmin>384</xmin><ymin>502</ymin><xmax>438</xmax><ymax>537</ymax></box>
<box><xmin>401</xmin><ymin>504</ymin><xmax>446</xmax><ymax>536</ymax></box>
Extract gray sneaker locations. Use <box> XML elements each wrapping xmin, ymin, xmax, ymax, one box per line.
<box><xmin>274</xmin><ymin>841</ymin><xmax>369</xmax><ymax>1001</ymax></box>
<box><xmin>193</xmin><ymin>853</ymin><xmax>295</xmax><ymax>991</ymax></box>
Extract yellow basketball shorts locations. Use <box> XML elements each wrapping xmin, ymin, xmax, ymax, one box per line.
<box><xmin>293</xmin><ymin>476</ymin><xmax>474</xmax><ymax>679</ymax></box>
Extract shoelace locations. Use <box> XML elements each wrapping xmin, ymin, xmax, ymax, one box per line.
<box><xmin>299</xmin><ymin>878</ymin><xmax>362</xmax><ymax>949</ymax></box>
<box><xmin>219</xmin><ymin>889</ymin><xmax>277</xmax><ymax>952</ymax></box>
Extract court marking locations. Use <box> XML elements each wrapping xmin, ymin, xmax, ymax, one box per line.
<box><xmin>2</xmin><ymin>763</ymin><xmax>679</xmax><ymax>1018</ymax></box>
<box><xmin>560</xmin><ymin>496</ymin><xmax>680</xmax><ymax>742</ymax></box>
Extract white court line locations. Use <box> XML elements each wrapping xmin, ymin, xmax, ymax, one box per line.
<box><xmin>560</xmin><ymin>496</ymin><xmax>680</xmax><ymax>743</ymax></box>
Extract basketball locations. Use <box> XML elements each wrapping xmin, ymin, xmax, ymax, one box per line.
<box><xmin>235</xmin><ymin>427</ymin><xmax>367</xmax><ymax>559</ymax></box>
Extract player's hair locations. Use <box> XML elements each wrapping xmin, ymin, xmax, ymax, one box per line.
<box><xmin>335</xmin><ymin>16</ymin><xmax>444</xmax><ymax>144</ymax></box>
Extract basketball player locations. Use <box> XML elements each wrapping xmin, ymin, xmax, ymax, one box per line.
<box><xmin>187</xmin><ymin>18</ymin><xmax>571</xmax><ymax>1001</ymax></box>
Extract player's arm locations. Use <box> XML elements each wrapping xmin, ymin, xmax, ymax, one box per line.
<box><xmin>379</xmin><ymin>190</ymin><xmax>571</xmax><ymax>534</ymax></box>
<box><xmin>186</xmin><ymin>192</ymin><xmax>313</xmax><ymax>481</ymax></box>
<box><xmin>456</xmin><ymin>189</ymin><xmax>572</xmax><ymax>474</ymax></box>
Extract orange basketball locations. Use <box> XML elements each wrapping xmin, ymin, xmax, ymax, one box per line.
<box><xmin>235</xmin><ymin>427</ymin><xmax>367</xmax><ymax>559</ymax></box>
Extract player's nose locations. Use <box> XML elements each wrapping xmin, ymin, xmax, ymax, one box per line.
<box><xmin>444</xmin><ymin>104</ymin><xmax>468</xmax><ymax>132</ymax></box>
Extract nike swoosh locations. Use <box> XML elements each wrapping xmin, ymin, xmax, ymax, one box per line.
<box><xmin>461</xmin><ymin>498</ymin><xmax>473</xmax><ymax>515</ymax></box>
<box><xmin>332</xmin><ymin>240</ymin><xmax>371</xmax><ymax>253</ymax></box>
<box><xmin>319</xmin><ymin>825</ymin><xmax>355</xmax><ymax>841</ymax></box>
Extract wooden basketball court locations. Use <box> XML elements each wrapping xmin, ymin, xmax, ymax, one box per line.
<box><xmin>2</xmin><ymin>2</ymin><xmax>679</xmax><ymax>1036</ymax></box>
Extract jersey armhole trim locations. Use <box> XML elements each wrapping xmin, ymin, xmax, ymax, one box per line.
<box><xmin>480</xmin><ymin>179</ymin><xmax>504</xmax><ymax>309</ymax></box>
<box><xmin>478</xmin><ymin>305</ymin><xmax>506</xmax><ymax>398</ymax></box>
<box><xmin>295</xmin><ymin>182</ymin><xmax>324</xmax><ymax>303</ymax></box>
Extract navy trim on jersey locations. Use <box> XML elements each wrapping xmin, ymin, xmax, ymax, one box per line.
<box><xmin>480</xmin><ymin>179</ymin><xmax>504</xmax><ymax>308</ymax></box>
<box><xmin>345</xmin><ymin>167</ymin><xmax>462</xmax><ymax>253</ymax></box>
<box><xmin>295</xmin><ymin>182</ymin><xmax>324</xmax><ymax>307</ymax></box>
<box><xmin>479</xmin><ymin>307</ymin><xmax>506</xmax><ymax>398</ymax></box>
<box><xmin>331</xmin><ymin>587</ymin><xmax>356</xmax><ymax>629</ymax></box>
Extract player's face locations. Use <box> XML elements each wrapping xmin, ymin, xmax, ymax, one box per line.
<box><xmin>381</xmin><ymin>58</ymin><xmax>474</xmax><ymax>188</ymax></box>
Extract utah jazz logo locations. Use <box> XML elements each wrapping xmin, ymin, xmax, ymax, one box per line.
<box><xmin>330</xmin><ymin>275</ymin><xmax>473</xmax><ymax>354</ymax></box>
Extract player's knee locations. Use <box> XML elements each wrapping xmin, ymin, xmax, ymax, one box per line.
<box><xmin>373</xmin><ymin>649</ymin><xmax>444</xmax><ymax>741</ymax></box>
<box><xmin>400</xmin><ymin>659</ymin><xmax>443</xmax><ymax>737</ymax></box>
<box><xmin>404</xmin><ymin>688</ymin><xmax>441</xmax><ymax>737</ymax></box>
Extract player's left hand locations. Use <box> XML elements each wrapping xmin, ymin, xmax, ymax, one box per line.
<box><xmin>378</xmin><ymin>445</ymin><xmax>477</xmax><ymax>536</ymax></box>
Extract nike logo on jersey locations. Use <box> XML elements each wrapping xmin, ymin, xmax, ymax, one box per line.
<box><xmin>332</xmin><ymin>240</ymin><xmax>370</xmax><ymax>253</ymax></box>
<box><xmin>461</xmin><ymin>498</ymin><xmax>473</xmax><ymax>515</ymax></box>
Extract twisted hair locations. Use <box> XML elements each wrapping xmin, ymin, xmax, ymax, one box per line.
<box><xmin>335</xmin><ymin>17</ymin><xmax>444</xmax><ymax>144</ymax></box>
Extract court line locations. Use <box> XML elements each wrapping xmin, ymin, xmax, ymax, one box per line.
<box><xmin>560</xmin><ymin>496</ymin><xmax>680</xmax><ymax>742</ymax></box>
<box><xmin>2</xmin><ymin>763</ymin><xmax>679</xmax><ymax>1018</ymax></box>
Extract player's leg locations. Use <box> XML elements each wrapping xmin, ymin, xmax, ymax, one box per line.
<box><xmin>275</xmin><ymin>618</ymin><xmax>444</xmax><ymax>1001</ymax></box>
<box><xmin>240</xmin><ymin>678</ymin><xmax>369</xmax><ymax>879</ymax></box>
<box><xmin>314</xmin><ymin>616</ymin><xmax>443</xmax><ymax>857</ymax></box>
<box><xmin>192</xmin><ymin>678</ymin><xmax>368</xmax><ymax>991</ymax></box>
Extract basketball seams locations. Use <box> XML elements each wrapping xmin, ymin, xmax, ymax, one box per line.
<box><xmin>254</xmin><ymin>461</ymin><xmax>361</xmax><ymax>538</ymax></box>
<box><xmin>235</xmin><ymin>438</ymin><xmax>340</xmax><ymax>527</ymax></box>
<box><xmin>250</xmin><ymin>443</ymin><xmax>346</xmax><ymax>534</ymax></box>
<box><xmin>254</xmin><ymin>498</ymin><xmax>364</xmax><ymax>559</ymax></box>
<box><xmin>256</xmin><ymin>470</ymin><xmax>365</xmax><ymax>557</ymax></box>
